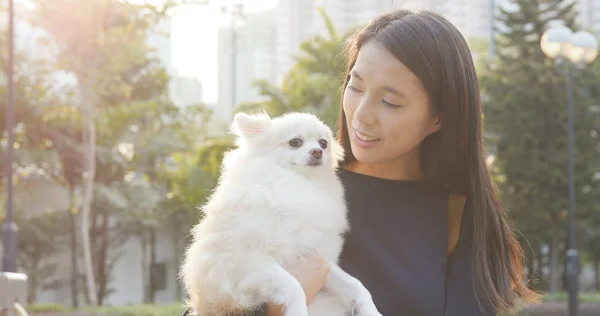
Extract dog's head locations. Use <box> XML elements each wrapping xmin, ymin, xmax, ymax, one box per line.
<box><xmin>230</xmin><ymin>111</ymin><xmax>344</xmax><ymax>171</ymax></box>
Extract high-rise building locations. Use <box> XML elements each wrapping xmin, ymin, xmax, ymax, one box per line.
<box><xmin>170</xmin><ymin>76</ymin><xmax>204</xmax><ymax>107</ymax></box>
<box><xmin>311</xmin><ymin>0</ymin><xmax>397</xmax><ymax>35</ymax></box>
<box><xmin>273</xmin><ymin>0</ymin><xmax>317</xmax><ymax>83</ymax></box>
<box><xmin>217</xmin><ymin>7</ymin><xmax>279</xmax><ymax>121</ymax></box>
<box><xmin>578</xmin><ymin>0</ymin><xmax>600</xmax><ymax>35</ymax></box>
<box><xmin>147</xmin><ymin>15</ymin><xmax>205</xmax><ymax>108</ymax></box>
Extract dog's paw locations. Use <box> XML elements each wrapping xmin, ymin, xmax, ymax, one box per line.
<box><xmin>351</xmin><ymin>300</ymin><xmax>383</xmax><ymax>316</ymax></box>
<box><xmin>353</xmin><ymin>307</ymin><xmax>383</xmax><ymax>316</ymax></box>
<box><xmin>281</xmin><ymin>301</ymin><xmax>309</xmax><ymax>316</ymax></box>
<box><xmin>283</xmin><ymin>306</ymin><xmax>309</xmax><ymax>316</ymax></box>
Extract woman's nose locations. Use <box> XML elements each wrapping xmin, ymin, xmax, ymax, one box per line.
<box><xmin>354</xmin><ymin>98</ymin><xmax>377</xmax><ymax>126</ymax></box>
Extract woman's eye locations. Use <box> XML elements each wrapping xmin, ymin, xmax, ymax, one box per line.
<box><xmin>347</xmin><ymin>85</ymin><xmax>362</xmax><ymax>93</ymax></box>
<box><xmin>288</xmin><ymin>138</ymin><xmax>303</xmax><ymax>148</ymax></box>
<box><xmin>382</xmin><ymin>100</ymin><xmax>401</xmax><ymax>108</ymax></box>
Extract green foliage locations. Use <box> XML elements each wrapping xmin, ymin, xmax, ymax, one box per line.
<box><xmin>480</xmin><ymin>0</ymin><xmax>600</xmax><ymax>290</ymax></box>
<box><xmin>157</xmin><ymin>135</ymin><xmax>235</xmax><ymax>254</ymax></box>
<box><xmin>17</xmin><ymin>211</ymin><xmax>70</xmax><ymax>303</ymax></box>
<box><xmin>1</xmin><ymin>0</ymin><xmax>212</xmax><ymax>306</ymax></box>
<box><xmin>26</xmin><ymin>303</ymin><xmax>71</xmax><ymax>313</ymax></box>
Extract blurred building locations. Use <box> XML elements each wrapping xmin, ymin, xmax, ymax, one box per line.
<box><xmin>216</xmin><ymin>0</ymin><xmax>503</xmax><ymax>122</ymax></box>
<box><xmin>171</xmin><ymin>75</ymin><xmax>204</xmax><ymax>107</ymax></box>
<box><xmin>217</xmin><ymin>7</ymin><xmax>278</xmax><ymax>122</ymax></box>
<box><xmin>578</xmin><ymin>0</ymin><xmax>600</xmax><ymax>35</ymax></box>
<box><xmin>310</xmin><ymin>0</ymin><xmax>396</xmax><ymax>36</ymax></box>
<box><xmin>147</xmin><ymin>15</ymin><xmax>204</xmax><ymax>108</ymax></box>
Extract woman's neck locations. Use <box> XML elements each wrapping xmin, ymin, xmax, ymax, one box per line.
<box><xmin>345</xmin><ymin>154</ymin><xmax>424</xmax><ymax>181</ymax></box>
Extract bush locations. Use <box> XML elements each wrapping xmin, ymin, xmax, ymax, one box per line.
<box><xmin>512</xmin><ymin>292</ymin><xmax>600</xmax><ymax>316</ymax></box>
<box><xmin>87</xmin><ymin>303</ymin><xmax>185</xmax><ymax>316</ymax></box>
<box><xmin>542</xmin><ymin>292</ymin><xmax>600</xmax><ymax>303</ymax></box>
<box><xmin>26</xmin><ymin>303</ymin><xmax>70</xmax><ymax>313</ymax></box>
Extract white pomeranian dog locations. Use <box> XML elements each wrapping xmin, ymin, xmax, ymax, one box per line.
<box><xmin>180</xmin><ymin>112</ymin><xmax>382</xmax><ymax>316</ymax></box>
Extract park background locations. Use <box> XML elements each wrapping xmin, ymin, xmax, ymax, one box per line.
<box><xmin>1</xmin><ymin>0</ymin><xmax>600</xmax><ymax>315</ymax></box>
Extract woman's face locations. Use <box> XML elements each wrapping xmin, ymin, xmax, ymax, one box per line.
<box><xmin>343</xmin><ymin>40</ymin><xmax>440</xmax><ymax>167</ymax></box>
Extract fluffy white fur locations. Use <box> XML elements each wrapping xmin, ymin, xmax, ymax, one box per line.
<box><xmin>180</xmin><ymin>112</ymin><xmax>382</xmax><ymax>316</ymax></box>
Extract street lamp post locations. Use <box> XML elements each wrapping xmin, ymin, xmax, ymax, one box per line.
<box><xmin>2</xmin><ymin>0</ymin><xmax>17</xmax><ymax>273</ymax></box>
<box><xmin>540</xmin><ymin>25</ymin><xmax>599</xmax><ymax>316</ymax></box>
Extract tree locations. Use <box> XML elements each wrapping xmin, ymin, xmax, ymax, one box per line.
<box><xmin>30</xmin><ymin>0</ymin><xmax>175</xmax><ymax>305</ymax></box>
<box><xmin>157</xmin><ymin>134</ymin><xmax>234</xmax><ymax>299</ymax></box>
<box><xmin>27</xmin><ymin>104</ymin><xmax>85</xmax><ymax>307</ymax></box>
<box><xmin>16</xmin><ymin>211</ymin><xmax>70</xmax><ymax>303</ymax></box>
<box><xmin>577</xmin><ymin>58</ymin><xmax>600</xmax><ymax>291</ymax></box>
<box><xmin>480</xmin><ymin>0</ymin><xmax>600</xmax><ymax>292</ymax></box>
<box><xmin>0</xmin><ymin>2</ymin><xmax>84</xmax><ymax>306</ymax></box>
<box><xmin>118</xmin><ymin>103</ymin><xmax>209</xmax><ymax>303</ymax></box>
<box><xmin>237</xmin><ymin>8</ymin><xmax>354</xmax><ymax>129</ymax></box>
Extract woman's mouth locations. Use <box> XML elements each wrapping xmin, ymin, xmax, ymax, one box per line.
<box><xmin>352</xmin><ymin>129</ymin><xmax>380</xmax><ymax>148</ymax></box>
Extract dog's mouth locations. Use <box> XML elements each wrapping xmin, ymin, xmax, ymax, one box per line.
<box><xmin>307</xmin><ymin>159</ymin><xmax>322</xmax><ymax>167</ymax></box>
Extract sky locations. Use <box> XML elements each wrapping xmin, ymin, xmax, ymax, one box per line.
<box><xmin>16</xmin><ymin>0</ymin><xmax>278</xmax><ymax>104</ymax></box>
<box><xmin>172</xmin><ymin>0</ymin><xmax>277</xmax><ymax>103</ymax></box>
<box><xmin>171</xmin><ymin>3</ymin><xmax>224</xmax><ymax>103</ymax></box>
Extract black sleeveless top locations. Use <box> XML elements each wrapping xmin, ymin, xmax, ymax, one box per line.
<box><xmin>338</xmin><ymin>169</ymin><xmax>494</xmax><ymax>315</ymax></box>
<box><xmin>182</xmin><ymin>169</ymin><xmax>495</xmax><ymax>316</ymax></box>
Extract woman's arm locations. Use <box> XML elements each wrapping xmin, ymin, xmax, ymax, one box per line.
<box><xmin>444</xmin><ymin>202</ymin><xmax>497</xmax><ymax>316</ymax></box>
<box><xmin>182</xmin><ymin>304</ymin><xmax>268</xmax><ymax>316</ymax></box>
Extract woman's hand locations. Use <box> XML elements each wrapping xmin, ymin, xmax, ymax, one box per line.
<box><xmin>265</xmin><ymin>250</ymin><xmax>331</xmax><ymax>316</ymax></box>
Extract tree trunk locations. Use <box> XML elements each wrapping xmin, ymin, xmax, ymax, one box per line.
<box><xmin>549</xmin><ymin>233</ymin><xmax>560</xmax><ymax>292</ymax></box>
<box><xmin>27</xmin><ymin>262</ymin><xmax>37</xmax><ymax>304</ymax></box>
<box><xmin>525</xmin><ymin>250</ymin><xmax>535</xmax><ymax>285</ymax></box>
<box><xmin>90</xmin><ymin>207</ymin><xmax>98</xmax><ymax>304</ymax></box>
<box><xmin>66</xmin><ymin>183</ymin><xmax>79</xmax><ymax>308</ymax></box>
<box><xmin>141</xmin><ymin>233</ymin><xmax>149</xmax><ymax>303</ymax></box>
<box><xmin>595</xmin><ymin>256</ymin><xmax>599</xmax><ymax>291</ymax></box>
<box><xmin>148</xmin><ymin>229</ymin><xmax>157</xmax><ymax>303</ymax></box>
<box><xmin>97</xmin><ymin>212</ymin><xmax>109</xmax><ymax>305</ymax></box>
<box><xmin>172</xmin><ymin>231</ymin><xmax>182</xmax><ymax>299</ymax></box>
<box><xmin>81</xmin><ymin>81</ymin><xmax>98</xmax><ymax>306</ymax></box>
<box><xmin>534</xmin><ymin>245</ymin><xmax>548</xmax><ymax>291</ymax></box>
<box><xmin>536</xmin><ymin>246</ymin><xmax>544</xmax><ymax>282</ymax></box>
<box><xmin>69</xmin><ymin>210</ymin><xmax>79</xmax><ymax>308</ymax></box>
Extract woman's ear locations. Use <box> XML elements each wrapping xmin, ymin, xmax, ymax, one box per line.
<box><xmin>432</xmin><ymin>116</ymin><xmax>442</xmax><ymax>132</ymax></box>
<box><xmin>427</xmin><ymin>115</ymin><xmax>442</xmax><ymax>135</ymax></box>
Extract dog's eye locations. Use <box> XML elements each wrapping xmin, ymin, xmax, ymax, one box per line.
<box><xmin>318</xmin><ymin>139</ymin><xmax>328</xmax><ymax>149</ymax></box>
<box><xmin>288</xmin><ymin>138</ymin><xmax>303</xmax><ymax>148</ymax></box>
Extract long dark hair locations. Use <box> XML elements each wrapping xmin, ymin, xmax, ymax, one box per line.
<box><xmin>337</xmin><ymin>9</ymin><xmax>539</xmax><ymax>311</ymax></box>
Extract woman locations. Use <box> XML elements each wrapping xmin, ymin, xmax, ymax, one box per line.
<box><xmin>185</xmin><ymin>8</ymin><xmax>538</xmax><ymax>316</ymax></box>
<box><xmin>265</xmin><ymin>8</ymin><xmax>538</xmax><ymax>316</ymax></box>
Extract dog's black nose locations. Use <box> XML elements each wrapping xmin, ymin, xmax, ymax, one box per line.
<box><xmin>310</xmin><ymin>148</ymin><xmax>323</xmax><ymax>159</ymax></box>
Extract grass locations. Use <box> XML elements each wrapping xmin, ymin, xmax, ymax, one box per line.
<box><xmin>26</xmin><ymin>303</ymin><xmax>71</xmax><ymax>313</ymax></box>
<box><xmin>502</xmin><ymin>292</ymin><xmax>600</xmax><ymax>316</ymax></box>
<box><xmin>541</xmin><ymin>291</ymin><xmax>600</xmax><ymax>303</ymax></box>
<box><xmin>85</xmin><ymin>303</ymin><xmax>186</xmax><ymax>316</ymax></box>
<box><xmin>28</xmin><ymin>293</ymin><xmax>600</xmax><ymax>315</ymax></box>
<box><xmin>28</xmin><ymin>303</ymin><xmax>185</xmax><ymax>316</ymax></box>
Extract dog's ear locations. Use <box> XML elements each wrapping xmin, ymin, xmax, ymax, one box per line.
<box><xmin>231</xmin><ymin>111</ymin><xmax>271</xmax><ymax>143</ymax></box>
